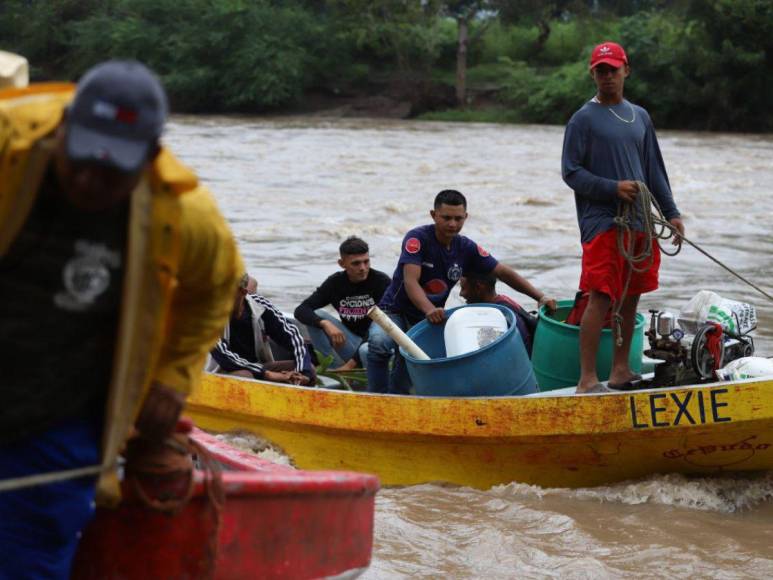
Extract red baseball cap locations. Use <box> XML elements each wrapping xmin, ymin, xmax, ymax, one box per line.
<box><xmin>589</xmin><ymin>42</ymin><xmax>628</xmax><ymax>69</ymax></box>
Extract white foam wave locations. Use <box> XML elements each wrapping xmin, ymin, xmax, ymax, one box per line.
<box><xmin>492</xmin><ymin>471</ymin><xmax>773</xmax><ymax>513</ymax></box>
<box><xmin>382</xmin><ymin>202</ymin><xmax>411</xmax><ymax>214</ymax></box>
<box><xmin>215</xmin><ymin>432</ymin><xmax>293</xmax><ymax>466</ymax></box>
<box><xmin>521</xmin><ymin>196</ymin><xmax>557</xmax><ymax>207</ymax></box>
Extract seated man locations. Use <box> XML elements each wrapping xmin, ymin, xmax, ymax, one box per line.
<box><xmin>294</xmin><ymin>236</ymin><xmax>390</xmax><ymax>371</ymax></box>
<box><xmin>207</xmin><ymin>273</ymin><xmax>316</xmax><ymax>385</ymax></box>
<box><xmin>459</xmin><ymin>271</ymin><xmax>538</xmax><ymax>355</ymax></box>
<box><xmin>369</xmin><ymin>189</ymin><xmax>557</xmax><ymax>394</ymax></box>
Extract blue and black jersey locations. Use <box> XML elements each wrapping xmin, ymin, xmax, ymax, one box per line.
<box><xmin>379</xmin><ymin>224</ymin><xmax>498</xmax><ymax>325</ymax></box>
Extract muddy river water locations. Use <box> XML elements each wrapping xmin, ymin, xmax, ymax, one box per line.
<box><xmin>167</xmin><ymin>116</ymin><xmax>773</xmax><ymax>578</ymax></box>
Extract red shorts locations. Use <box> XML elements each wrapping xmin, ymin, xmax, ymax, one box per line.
<box><xmin>579</xmin><ymin>229</ymin><xmax>660</xmax><ymax>301</ymax></box>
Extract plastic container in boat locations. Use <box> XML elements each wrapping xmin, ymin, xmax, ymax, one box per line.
<box><xmin>401</xmin><ymin>304</ymin><xmax>538</xmax><ymax>397</ymax></box>
<box><xmin>716</xmin><ymin>357</ymin><xmax>773</xmax><ymax>381</ymax></box>
<box><xmin>531</xmin><ymin>299</ymin><xmax>644</xmax><ymax>391</ymax></box>
<box><xmin>444</xmin><ymin>306</ymin><xmax>508</xmax><ymax>357</ymax></box>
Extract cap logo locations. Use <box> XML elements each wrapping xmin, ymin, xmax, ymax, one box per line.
<box><xmin>92</xmin><ymin>100</ymin><xmax>138</xmax><ymax>124</ymax></box>
<box><xmin>599</xmin><ymin>45</ymin><xmax>611</xmax><ymax>55</ymax></box>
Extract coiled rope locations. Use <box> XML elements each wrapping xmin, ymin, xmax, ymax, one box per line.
<box><xmin>611</xmin><ymin>181</ymin><xmax>773</xmax><ymax>346</ymax></box>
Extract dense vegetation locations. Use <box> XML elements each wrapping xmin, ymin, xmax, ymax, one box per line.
<box><xmin>1</xmin><ymin>0</ymin><xmax>771</xmax><ymax>131</ymax></box>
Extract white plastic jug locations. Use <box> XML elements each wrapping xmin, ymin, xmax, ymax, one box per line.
<box><xmin>444</xmin><ymin>306</ymin><xmax>508</xmax><ymax>357</ymax></box>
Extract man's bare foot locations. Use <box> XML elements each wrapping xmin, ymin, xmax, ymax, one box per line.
<box><xmin>576</xmin><ymin>382</ymin><xmax>612</xmax><ymax>394</ymax></box>
<box><xmin>330</xmin><ymin>358</ymin><xmax>358</xmax><ymax>372</ymax></box>
<box><xmin>576</xmin><ymin>374</ymin><xmax>601</xmax><ymax>394</ymax></box>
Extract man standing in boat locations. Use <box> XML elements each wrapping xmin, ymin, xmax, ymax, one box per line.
<box><xmin>368</xmin><ymin>189</ymin><xmax>556</xmax><ymax>394</ymax></box>
<box><xmin>294</xmin><ymin>236</ymin><xmax>390</xmax><ymax>371</ymax></box>
<box><xmin>0</xmin><ymin>61</ymin><xmax>241</xmax><ymax>577</ymax></box>
<box><xmin>561</xmin><ymin>41</ymin><xmax>684</xmax><ymax>394</ymax></box>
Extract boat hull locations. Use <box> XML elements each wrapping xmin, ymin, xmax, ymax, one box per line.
<box><xmin>187</xmin><ymin>373</ymin><xmax>773</xmax><ymax>489</ymax></box>
<box><xmin>72</xmin><ymin>429</ymin><xmax>378</xmax><ymax>579</ymax></box>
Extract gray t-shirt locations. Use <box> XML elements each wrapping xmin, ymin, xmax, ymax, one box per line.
<box><xmin>561</xmin><ymin>98</ymin><xmax>680</xmax><ymax>243</ymax></box>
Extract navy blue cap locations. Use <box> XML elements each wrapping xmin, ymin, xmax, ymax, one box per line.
<box><xmin>66</xmin><ymin>60</ymin><xmax>168</xmax><ymax>172</ymax></box>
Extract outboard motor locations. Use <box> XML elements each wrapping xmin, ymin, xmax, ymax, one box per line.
<box><xmin>645</xmin><ymin>308</ymin><xmax>755</xmax><ymax>386</ymax></box>
<box><xmin>690</xmin><ymin>320</ymin><xmax>754</xmax><ymax>380</ymax></box>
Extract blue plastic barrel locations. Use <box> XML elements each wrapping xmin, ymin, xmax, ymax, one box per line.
<box><xmin>400</xmin><ymin>304</ymin><xmax>538</xmax><ymax>397</ymax></box>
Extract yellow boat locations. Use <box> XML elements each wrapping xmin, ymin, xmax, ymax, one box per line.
<box><xmin>187</xmin><ymin>373</ymin><xmax>773</xmax><ymax>489</ymax></box>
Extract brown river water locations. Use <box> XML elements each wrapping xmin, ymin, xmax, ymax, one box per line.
<box><xmin>167</xmin><ymin>117</ymin><xmax>773</xmax><ymax>578</ymax></box>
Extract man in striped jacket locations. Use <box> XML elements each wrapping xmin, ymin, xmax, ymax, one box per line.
<box><xmin>207</xmin><ymin>274</ymin><xmax>316</xmax><ymax>385</ymax></box>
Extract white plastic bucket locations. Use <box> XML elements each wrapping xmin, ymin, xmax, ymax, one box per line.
<box><xmin>444</xmin><ymin>305</ymin><xmax>508</xmax><ymax>358</ymax></box>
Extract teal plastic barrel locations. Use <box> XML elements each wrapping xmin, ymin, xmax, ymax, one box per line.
<box><xmin>401</xmin><ymin>304</ymin><xmax>538</xmax><ymax>397</ymax></box>
<box><xmin>531</xmin><ymin>299</ymin><xmax>645</xmax><ymax>391</ymax></box>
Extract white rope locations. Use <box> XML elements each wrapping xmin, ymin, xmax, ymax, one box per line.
<box><xmin>0</xmin><ymin>463</ymin><xmax>112</xmax><ymax>493</ymax></box>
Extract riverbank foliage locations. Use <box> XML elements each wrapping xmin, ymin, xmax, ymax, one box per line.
<box><xmin>1</xmin><ymin>0</ymin><xmax>771</xmax><ymax>131</ymax></box>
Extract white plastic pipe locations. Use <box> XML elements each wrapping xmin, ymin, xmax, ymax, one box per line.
<box><xmin>367</xmin><ymin>306</ymin><xmax>430</xmax><ymax>361</ymax></box>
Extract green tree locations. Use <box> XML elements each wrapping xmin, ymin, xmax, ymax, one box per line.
<box><xmin>65</xmin><ymin>0</ymin><xmax>324</xmax><ymax>111</ymax></box>
<box><xmin>328</xmin><ymin>0</ymin><xmax>442</xmax><ymax>75</ymax></box>
<box><xmin>686</xmin><ymin>0</ymin><xmax>773</xmax><ymax>129</ymax></box>
<box><xmin>0</xmin><ymin>0</ymin><xmax>104</xmax><ymax>79</ymax></box>
<box><xmin>620</xmin><ymin>0</ymin><xmax>773</xmax><ymax>130</ymax></box>
<box><xmin>495</xmin><ymin>0</ymin><xmax>587</xmax><ymax>58</ymax></box>
<box><xmin>436</xmin><ymin>1</ymin><xmax>496</xmax><ymax>105</ymax></box>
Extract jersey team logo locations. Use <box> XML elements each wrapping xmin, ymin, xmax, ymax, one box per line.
<box><xmin>477</xmin><ymin>245</ymin><xmax>490</xmax><ymax>257</ymax></box>
<box><xmin>405</xmin><ymin>237</ymin><xmax>421</xmax><ymax>254</ymax></box>
<box><xmin>423</xmin><ymin>279</ymin><xmax>448</xmax><ymax>295</ymax></box>
<box><xmin>447</xmin><ymin>263</ymin><xmax>462</xmax><ymax>282</ymax></box>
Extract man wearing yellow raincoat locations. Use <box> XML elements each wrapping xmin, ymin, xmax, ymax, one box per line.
<box><xmin>0</xmin><ymin>60</ymin><xmax>241</xmax><ymax>578</ymax></box>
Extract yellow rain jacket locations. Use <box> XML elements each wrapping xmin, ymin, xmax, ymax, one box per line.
<box><xmin>0</xmin><ymin>84</ymin><xmax>243</xmax><ymax>504</ymax></box>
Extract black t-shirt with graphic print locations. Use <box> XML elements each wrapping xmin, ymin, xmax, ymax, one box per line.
<box><xmin>294</xmin><ymin>269</ymin><xmax>391</xmax><ymax>338</ymax></box>
<box><xmin>0</xmin><ymin>168</ymin><xmax>128</xmax><ymax>444</ymax></box>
